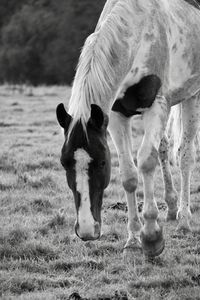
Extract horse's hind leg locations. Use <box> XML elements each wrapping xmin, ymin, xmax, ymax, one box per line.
<box><xmin>159</xmin><ymin>135</ymin><xmax>178</xmax><ymax>220</ymax></box>
<box><xmin>137</xmin><ymin>96</ymin><xmax>170</xmax><ymax>257</ymax></box>
<box><xmin>177</xmin><ymin>96</ymin><xmax>200</xmax><ymax>231</ymax></box>
<box><xmin>108</xmin><ymin>111</ymin><xmax>142</xmax><ymax>251</ymax></box>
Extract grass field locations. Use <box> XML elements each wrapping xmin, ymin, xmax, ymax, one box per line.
<box><xmin>1</xmin><ymin>85</ymin><xmax>200</xmax><ymax>300</ymax></box>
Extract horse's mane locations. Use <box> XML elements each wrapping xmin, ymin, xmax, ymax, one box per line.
<box><xmin>67</xmin><ymin>0</ymin><xmax>144</xmax><ymax>135</ymax></box>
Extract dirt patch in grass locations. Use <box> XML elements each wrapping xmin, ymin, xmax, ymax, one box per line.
<box><xmin>0</xmin><ymin>241</ymin><xmax>59</xmax><ymax>262</ymax></box>
<box><xmin>51</xmin><ymin>258</ymin><xmax>104</xmax><ymax>273</ymax></box>
<box><xmin>12</xmin><ymin>204</ymin><xmax>30</xmax><ymax>214</ymax></box>
<box><xmin>0</xmin><ymin>182</ymin><xmax>15</xmax><ymax>191</ymax></box>
<box><xmin>18</xmin><ymin>172</ymin><xmax>59</xmax><ymax>189</ymax></box>
<box><xmin>0</xmin><ymin>273</ymin><xmax>70</xmax><ymax>295</ymax></box>
<box><xmin>47</xmin><ymin>214</ymin><xmax>66</xmax><ymax>229</ymax></box>
<box><xmin>11</xmin><ymin>102</ymin><xmax>19</xmax><ymax>106</ymax></box>
<box><xmin>13</xmin><ymin>108</ymin><xmax>24</xmax><ymax>112</ymax></box>
<box><xmin>30</xmin><ymin>197</ymin><xmax>53</xmax><ymax>213</ymax></box>
<box><xmin>128</xmin><ymin>273</ymin><xmax>194</xmax><ymax>290</ymax></box>
<box><xmin>0</xmin><ymin>122</ymin><xmax>18</xmax><ymax>127</ymax></box>
<box><xmin>0</xmin><ymin>172</ymin><xmax>18</xmax><ymax>191</ymax></box>
<box><xmin>19</xmin><ymin>157</ymin><xmax>60</xmax><ymax>171</ymax></box>
<box><xmin>38</xmin><ymin>213</ymin><xmax>67</xmax><ymax>235</ymax></box>
<box><xmin>0</xmin><ymin>228</ymin><xmax>28</xmax><ymax>246</ymax></box>
<box><xmin>107</xmin><ymin>202</ymin><xmax>127</xmax><ymax>212</ymax></box>
<box><xmin>0</xmin><ymin>153</ymin><xmax>18</xmax><ymax>172</ymax></box>
<box><xmin>88</xmin><ymin>243</ymin><xmax>122</xmax><ymax>257</ymax></box>
<box><xmin>68</xmin><ymin>290</ymin><xmax>129</xmax><ymax>300</ymax></box>
<box><xmin>101</xmin><ymin>228</ymin><xmax>123</xmax><ymax>242</ymax></box>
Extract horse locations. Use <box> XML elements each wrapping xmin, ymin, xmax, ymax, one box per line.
<box><xmin>56</xmin><ymin>0</ymin><xmax>200</xmax><ymax>257</ymax></box>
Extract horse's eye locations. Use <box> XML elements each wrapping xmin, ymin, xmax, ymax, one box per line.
<box><xmin>100</xmin><ymin>160</ymin><xmax>106</xmax><ymax>168</ymax></box>
<box><xmin>61</xmin><ymin>157</ymin><xmax>74</xmax><ymax>169</ymax></box>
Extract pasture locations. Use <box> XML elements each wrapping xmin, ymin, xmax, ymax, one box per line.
<box><xmin>0</xmin><ymin>85</ymin><xmax>200</xmax><ymax>300</ymax></box>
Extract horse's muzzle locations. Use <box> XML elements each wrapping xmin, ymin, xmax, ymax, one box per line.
<box><xmin>75</xmin><ymin>221</ymin><xmax>101</xmax><ymax>241</ymax></box>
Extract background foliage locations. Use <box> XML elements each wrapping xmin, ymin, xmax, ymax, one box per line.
<box><xmin>0</xmin><ymin>0</ymin><xmax>106</xmax><ymax>85</ymax></box>
<box><xmin>0</xmin><ymin>0</ymin><xmax>199</xmax><ymax>85</ymax></box>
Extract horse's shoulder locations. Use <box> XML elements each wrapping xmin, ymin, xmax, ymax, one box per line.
<box><xmin>112</xmin><ymin>74</ymin><xmax>161</xmax><ymax>117</ymax></box>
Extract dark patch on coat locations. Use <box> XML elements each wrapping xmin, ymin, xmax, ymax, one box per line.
<box><xmin>112</xmin><ymin>74</ymin><xmax>161</xmax><ymax>117</ymax></box>
<box><xmin>183</xmin><ymin>0</ymin><xmax>200</xmax><ymax>10</ymax></box>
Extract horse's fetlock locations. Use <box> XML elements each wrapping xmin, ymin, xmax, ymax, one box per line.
<box><xmin>122</xmin><ymin>176</ymin><xmax>138</xmax><ymax>193</ymax></box>
<box><xmin>128</xmin><ymin>218</ymin><xmax>141</xmax><ymax>233</ymax></box>
<box><xmin>143</xmin><ymin>209</ymin><xmax>158</xmax><ymax>221</ymax></box>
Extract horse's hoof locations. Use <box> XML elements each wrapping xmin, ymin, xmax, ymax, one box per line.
<box><xmin>140</xmin><ymin>228</ymin><xmax>165</xmax><ymax>257</ymax></box>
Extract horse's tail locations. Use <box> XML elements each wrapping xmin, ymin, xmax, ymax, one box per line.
<box><xmin>166</xmin><ymin>104</ymin><xmax>182</xmax><ymax>165</ymax></box>
<box><xmin>167</xmin><ymin>103</ymin><xmax>200</xmax><ymax>165</ymax></box>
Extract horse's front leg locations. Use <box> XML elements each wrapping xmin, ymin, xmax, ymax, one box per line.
<box><xmin>108</xmin><ymin>111</ymin><xmax>142</xmax><ymax>251</ymax></box>
<box><xmin>138</xmin><ymin>96</ymin><xmax>170</xmax><ymax>257</ymax></box>
<box><xmin>158</xmin><ymin>135</ymin><xmax>178</xmax><ymax>221</ymax></box>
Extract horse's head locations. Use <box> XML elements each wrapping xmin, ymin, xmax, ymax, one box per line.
<box><xmin>56</xmin><ymin>103</ymin><xmax>111</xmax><ymax>241</ymax></box>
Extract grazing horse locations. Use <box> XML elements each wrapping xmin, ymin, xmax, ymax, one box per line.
<box><xmin>56</xmin><ymin>0</ymin><xmax>200</xmax><ymax>257</ymax></box>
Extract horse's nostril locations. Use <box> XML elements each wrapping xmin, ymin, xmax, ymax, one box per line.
<box><xmin>75</xmin><ymin>221</ymin><xmax>101</xmax><ymax>241</ymax></box>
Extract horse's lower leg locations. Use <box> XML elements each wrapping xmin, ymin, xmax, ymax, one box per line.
<box><xmin>159</xmin><ymin>135</ymin><xmax>178</xmax><ymax>220</ymax></box>
<box><xmin>108</xmin><ymin>111</ymin><xmax>142</xmax><ymax>250</ymax></box>
<box><xmin>177</xmin><ymin>98</ymin><xmax>200</xmax><ymax>231</ymax></box>
<box><xmin>138</xmin><ymin>96</ymin><xmax>169</xmax><ymax>257</ymax></box>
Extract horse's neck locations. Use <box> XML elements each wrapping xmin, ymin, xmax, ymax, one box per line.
<box><xmin>93</xmin><ymin>2</ymin><xmax>149</xmax><ymax>112</ymax></box>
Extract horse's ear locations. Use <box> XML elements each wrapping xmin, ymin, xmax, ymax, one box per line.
<box><xmin>56</xmin><ymin>103</ymin><xmax>72</xmax><ymax>130</ymax></box>
<box><xmin>90</xmin><ymin>104</ymin><xmax>108</xmax><ymax>130</ymax></box>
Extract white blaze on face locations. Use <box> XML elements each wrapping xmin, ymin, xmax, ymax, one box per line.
<box><xmin>74</xmin><ymin>148</ymin><xmax>95</xmax><ymax>237</ymax></box>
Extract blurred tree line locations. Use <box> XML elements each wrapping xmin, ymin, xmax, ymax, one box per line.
<box><xmin>0</xmin><ymin>0</ymin><xmax>106</xmax><ymax>85</ymax></box>
<box><xmin>0</xmin><ymin>0</ymin><xmax>199</xmax><ymax>85</ymax></box>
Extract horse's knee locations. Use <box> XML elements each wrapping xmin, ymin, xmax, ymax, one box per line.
<box><xmin>122</xmin><ymin>175</ymin><xmax>138</xmax><ymax>193</ymax></box>
<box><xmin>138</xmin><ymin>146</ymin><xmax>159</xmax><ymax>174</ymax></box>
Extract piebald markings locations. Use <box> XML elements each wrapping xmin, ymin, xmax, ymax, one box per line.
<box><xmin>74</xmin><ymin>148</ymin><xmax>95</xmax><ymax>237</ymax></box>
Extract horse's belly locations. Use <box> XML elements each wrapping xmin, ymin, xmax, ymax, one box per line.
<box><xmin>166</xmin><ymin>7</ymin><xmax>200</xmax><ymax>105</ymax></box>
